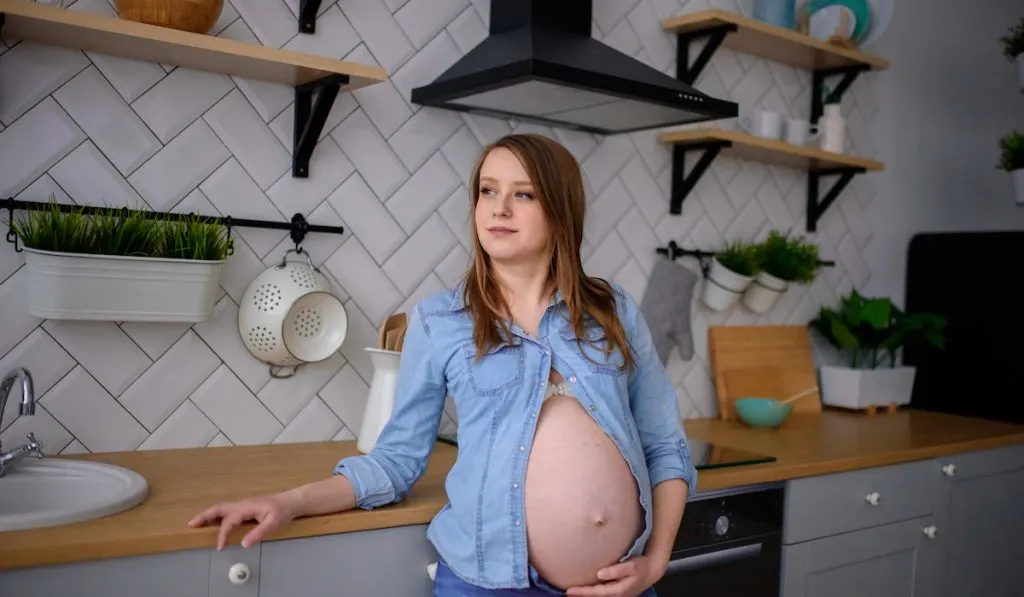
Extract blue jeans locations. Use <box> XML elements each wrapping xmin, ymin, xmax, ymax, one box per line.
<box><xmin>433</xmin><ymin>559</ymin><xmax>658</xmax><ymax>596</ymax></box>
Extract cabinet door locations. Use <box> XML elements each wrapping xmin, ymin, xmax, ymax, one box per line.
<box><xmin>934</xmin><ymin>445</ymin><xmax>1024</xmax><ymax>597</ymax></box>
<box><xmin>0</xmin><ymin>548</ymin><xmax>211</xmax><ymax>597</ymax></box>
<box><xmin>259</xmin><ymin>524</ymin><xmax>437</xmax><ymax>597</ymax></box>
<box><xmin>780</xmin><ymin>517</ymin><xmax>940</xmax><ymax>597</ymax></box>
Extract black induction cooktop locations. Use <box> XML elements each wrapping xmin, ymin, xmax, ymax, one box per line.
<box><xmin>687</xmin><ymin>439</ymin><xmax>776</xmax><ymax>470</ymax></box>
<box><xmin>436</xmin><ymin>435</ymin><xmax>775</xmax><ymax>471</ymax></box>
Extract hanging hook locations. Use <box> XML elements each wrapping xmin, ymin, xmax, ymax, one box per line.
<box><xmin>5</xmin><ymin>198</ymin><xmax>21</xmax><ymax>253</ymax></box>
<box><xmin>223</xmin><ymin>215</ymin><xmax>234</xmax><ymax>256</ymax></box>
<box><xmin>290</xmin><ymin>213</ymin><xmax>309</xmax><ymax>254</ymax></box>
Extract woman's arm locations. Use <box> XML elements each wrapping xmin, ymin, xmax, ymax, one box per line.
<box><xmin>332</xmin><ymin>303</ymin><xmax>448</xmax><ymax>509</ymax></box>
<box><xmin>645</xmin><ymin>479</ymin><xmax>688</xmax><ymax>567</ymax></box>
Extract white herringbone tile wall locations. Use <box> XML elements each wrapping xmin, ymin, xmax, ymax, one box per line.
<box><xmin>0</xmin><ymin>0</ymin><xmax>881</xmax><ymax>455</ymax></box>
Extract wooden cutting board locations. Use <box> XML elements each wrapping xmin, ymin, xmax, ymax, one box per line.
<box><xmin>708</xmin><ymin>325</ymin><xmax>822</xmax><ymax>421</ymax></box>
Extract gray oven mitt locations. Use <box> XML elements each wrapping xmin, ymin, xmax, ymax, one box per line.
<box><xmin>640</xmin><ymin>257</ymin><xmax>699</xmax><ymax>364</ymax></box>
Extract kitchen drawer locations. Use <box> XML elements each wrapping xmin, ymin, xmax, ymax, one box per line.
<box><xmin>783</xmin><ymin>459</ymin><xmax>938</xmax><ymax>544</ymax></box>
<box><xmin>934</xmin><ymin>444</ymin><xmax>1024</xmax><ymax>481</ymax></box>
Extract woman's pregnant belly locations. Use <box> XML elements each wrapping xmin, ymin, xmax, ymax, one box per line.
<box><xmin>524</xmin><ymin>393</ymin><xmax>643</xmax><ymax>590</ymax></box>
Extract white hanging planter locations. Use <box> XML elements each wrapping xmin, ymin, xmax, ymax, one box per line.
<box><xmin>1017</xmin><ymin>55</ymin><xmax>1024</xmax><ymax>93</ymax></box>
<box><xmin>22</xmin><ymin>248</ymin><xmax>225</xmax><ymax>322</ymax></box>
<box><xmin>741</xmin><ymin>271</ymin><xmax>790</xmax><ymax>314</ymax></box>
<box><xmin>701</xmin><ymin>257</ymin><xmax>754</xmax><ymax>312</ymax></box>
<box><xmin>1012</xmin><ymin>168</ymin><xmax>1024</xmax><ymax>205</ymax></box>
<box><xmin>819</xmin><ymin>365</ymin><xmax>917</xmax><ymax>410</ymax></box>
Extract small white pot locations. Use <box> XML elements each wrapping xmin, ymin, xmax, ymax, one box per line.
<box><xmin>741</xmin><ymin>271</ymin><xmax>790</xmax><ymax>314</ymax></box>
<box><xmin>1012</xmin><ymin>168</ymin><xmax>1024</xmax><ymax>206</ymax></box>
<box><xmin>1017</xmin><ymin>55</ymin><xmax>1024</xmax><ymax>93</ymax></box>
<box><xmin>358</xmin><ymin>348</ymin><xmax>403</xmax><ymax>454</ymax></box>
<box><xmin>23</xmin><ymin>248</ymin><xmax>224</xmax><ymax>322</ymax></box>
<box><xmin>819</xmin><ymin>365</ymin><xmax>916</xmax><ymax>410</ymax></box>
<box><xmin>701</xmin><ymin>257</ymin><xmax>754</xmax><ymax>312</ymax></box>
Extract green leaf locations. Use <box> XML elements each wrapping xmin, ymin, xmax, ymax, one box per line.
<box><xmin>861</xmin><ymin>298</ymin><xmax>892</xmax><ymax>329</ymax></box>
<box><xmin>829</xmin><ymin>318</ymin><xmax>860</xmax><ymax>350</ymax></box>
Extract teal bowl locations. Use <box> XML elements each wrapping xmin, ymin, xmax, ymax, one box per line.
<box><xmin>734</xmin><ymin>398</ymin><xmax>793</xmax><ymax>429</ymax></box>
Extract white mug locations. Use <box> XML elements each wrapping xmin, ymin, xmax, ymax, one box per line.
<box><xmin>785</xmin><ymin>119</ymin><xmax>819</xmax><ymax>146</ymax></box>
<box><xmin>740</xmin><ymin>109</ymin><xmax>784</xmax><ymax>140</ymax></box>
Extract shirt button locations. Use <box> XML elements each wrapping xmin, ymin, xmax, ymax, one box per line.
<box><xmin>513</xmin><ymin>483</ymin><xmax>519</xmax><ymax>489</ymax></box>
<box><xmin>515</xmin><ymin>519</ymin><xmax>521</xmax><ymax>526</ymax></box>
<box><xmin>569</xmin><ymin>376</ymin><xmax>577</xmax><ymax>383</ymax></box>
<box><xmin>519</xmin><ymin>445</ymin><xmax>526</xmax><ymax>452</ymax></box>
<box><xmin>589</xmin><ymin>404</ymin><xmax>597</xmax><ymax>412</ymax></box>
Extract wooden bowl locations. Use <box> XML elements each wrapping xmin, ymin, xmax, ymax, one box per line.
<box><xmin>114</xmin><ymin>0</ymin><xmax>224</xmax><ymax>35</ymax></box>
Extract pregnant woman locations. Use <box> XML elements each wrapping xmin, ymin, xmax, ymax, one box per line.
<box><xmin>188</xmin><ymin>133</ymin><xmax>697</xmax><ymax>597</ymax></box>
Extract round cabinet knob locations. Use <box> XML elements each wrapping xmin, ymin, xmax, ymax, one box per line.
<box><xmin>923</xmin><ymin>525</ymin><xmax>938</xmax><ymax>539</ymax></box>
<box><xmin>942</xmin><ymin>464</ymin><xmax>956</xmax><ymax>477</ymax></box>
<box><xmin>865</xmin><ymin>492</ymin><xmax>881</xmax><ymax>506</ymax></box>
<box><xmin>228</xmin><ymin>562</ymin><xmax>251</xmax><ymax>585</ymax></box>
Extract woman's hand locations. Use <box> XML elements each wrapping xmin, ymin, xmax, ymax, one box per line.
<box><xmin>565</xmin><ymin>555</ymin><xmax>668</xmax><ymax>597</ymax></box>
<box><xmin>188</xmin><ymin>492</ymin><xmax>301</xmax><ymax>551</ymax></box>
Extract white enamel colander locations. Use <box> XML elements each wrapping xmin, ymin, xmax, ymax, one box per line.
<box><xmin>238</xmin><ymin>249</ymin><xmax>348</xmax><ymax>378</ymax></box>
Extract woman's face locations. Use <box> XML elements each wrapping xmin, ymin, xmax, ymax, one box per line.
<box><xmin>474</xmin><ymin>147</ymin><xmax>551</xmax><ymax>265</ymax></box>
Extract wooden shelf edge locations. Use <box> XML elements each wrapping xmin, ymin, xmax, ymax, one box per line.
<box><xmin>658</xmin><ymin>128</ymin><xmax>884</xmax><ymax>172</ymax></box>
<box><xmin>0</xmin><ymin>0</ymin><xmax>388</xmax><ymax>88</ymax></box>
<box><xmin>662</xmin><ymin>8</ymin><xmax>889</xmax><ymax>71</ymax></box>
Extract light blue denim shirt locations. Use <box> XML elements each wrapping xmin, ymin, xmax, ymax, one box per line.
<box><xmin>334</xmin><ymin>282</ymin><xmax>697</xmax><ymax>590</ymax></box>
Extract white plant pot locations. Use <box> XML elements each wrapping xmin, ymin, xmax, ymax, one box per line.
<box><xmin>819</xmin><ymin>365</ymin><xmax>916</xmax><ymax>410</ymax></box>
<box><xmin>23</xmin><ymin>248</ymin><xmax>224</xmax><ymax>322</ymax></box>
<box><xmin>358</xmin><ymin>347</ymin><xmax>403</xmax><ymax>454</ymax></box>
<box><xmin>741</xmin><ymin>271</ymin><xmax>789</xmax><ymax>314</ymax></box>
<box><xmin>701</xmin><ymin>257</ymin><xmax>754</xmax><ymax>312</ymax></box>
<box><xmin>1017</xmin><ymin>55</ymin><xmax>1024</xmax><ymax>93</ymax></box>
<box><xmin>1012</xmin><ymin>168</ymin><xmax>1024</xmax><ymax>206</ymax></box>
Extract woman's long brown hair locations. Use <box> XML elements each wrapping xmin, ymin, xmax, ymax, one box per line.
<box><xmin>461</xmin><ymin>133</ymin><xmax>635</xmax><ymax>372</ymax></box>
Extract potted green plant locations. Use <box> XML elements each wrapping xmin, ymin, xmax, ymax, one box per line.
<box><xmin>809</xmin><ymin>289</ymin><xmax>946</xmax><ymax>410</ymax></box>
<box><xmin>741</xmin><ymin>230</ymin><xmax>820</xmax><ymax>314</ymax></box>
<box><xmin>8</xmin><ymin>199</ymin><xmax>231</xmax><ymax>322</ymax></box>
<box><xmin>998</xmin><ymin>130</ymin><xmax>1024</xmax><ymax>205</ymax></box>
<box><xmin>702</xmin><ymin>240</ymin><xmax>760</xmax><ymax>312</ymax></box>
<box><xmin>1000</xmin><ymin>16</ymin><xmax>1024</xmax><ymax>92</ymax></box>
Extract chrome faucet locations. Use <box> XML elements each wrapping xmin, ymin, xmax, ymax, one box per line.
<box><xmin>0</xmin><ymin>367</ymin><xmax>45</xmax><ymax>477</ymax></box>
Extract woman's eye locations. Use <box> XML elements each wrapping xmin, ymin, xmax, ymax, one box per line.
<box><xmin>515</xmin><ymin>191</ymin><xmax>534</xmax><ymax>200</ymax></box>
<box><xmin>479</xmin><ymin>187</ymin><xmax>496</xmax><ymax>197</ymax></box>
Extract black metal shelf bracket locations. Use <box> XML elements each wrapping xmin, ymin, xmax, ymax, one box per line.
<box><xmin>675</xmin><ymin>24</ymin><xmax>738</xmax><ymax>85</ymax></box>
<box><xmin>292</xmin><ymin>74</ymin><xmax>348</xmax><ymax>178</ymax></box>
<box><xmin>810</xmin><ymin>64</ymin><xmax>871</xmax><ymax>124</ymax></box>
<box><xmin>806</xmin><ymin>167</ymin><xmax>864</xmax><ymax>232</ymax></box>
<box><xmin>298</xmin><ymin>0</ymin><xmax>323</xmax><ymax>34</ymax></box>
<box><xmin>3</xmin><ymin>198</ymin><xmax>345</xmax><ymax>254</ymax></box>
<box><xmin>669</xmin><ymin>141</ymin><xmax>731</xmax><ymax>215</ymax></box>
<box><xmin>656</xmin><ymin>240</ymin><xmax>835</xmax><ymax>278</ymax></box>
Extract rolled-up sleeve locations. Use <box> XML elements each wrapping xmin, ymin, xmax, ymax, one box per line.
<box><xmin>624</xmin><ymin>294</ymin><xmax>698</xmax><ymax>492</ymax></box>
<box><xmin>333</xmin><ymin>303</ymin><xmax>447</xmax><ymax>509</ymax></box>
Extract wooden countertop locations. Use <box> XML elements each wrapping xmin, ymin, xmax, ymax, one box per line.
<box><xmin>2</xmin><ymin>410</ymin><xmax>1023</xmax><ymax>571</ymax></box>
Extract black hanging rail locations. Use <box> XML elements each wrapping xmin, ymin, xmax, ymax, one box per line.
<box><xmin>657</xmin><ymin>240</ymin><xmax>836</xmax><ymax>276</ymax></box>
<box><xmin>3</xmin><ymin>198</ymin><xmax>345</xmax><ymax>253</ymax></box>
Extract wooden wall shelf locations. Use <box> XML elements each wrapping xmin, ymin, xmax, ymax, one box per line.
<box><xmin>659</xmin><ymin>128</ymin><xmax>884</xmax><ymax>232</ymax></box>
<box><xmin>664</xmin><ymin>9</ymin><xmax>888</xmax><ymax>124</ymax></box>
<box><xmin>663</xmin><ymin>9</ymin><xmax>889</xmax><ymax>72</ymax></box>
<box><xmin>0</xmin><ymin>0</ymin><xmax>388</xmax><ymax>178</ymax></box>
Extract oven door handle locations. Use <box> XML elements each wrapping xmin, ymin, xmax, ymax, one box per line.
<box><xmin>664</xmin><ymin>543</ymin><xmax>763</xmax><ymax>574</ymax></box>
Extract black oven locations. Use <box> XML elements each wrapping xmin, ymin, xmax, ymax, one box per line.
<box><xmin>654</xmin><ymin>483</ymin><xmax>784</xmax><ymax>597</ymax></box>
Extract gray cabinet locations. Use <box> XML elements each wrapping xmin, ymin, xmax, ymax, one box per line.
<box><xmin>932</xmin><ymin>445</ymin><xmax>1024</xmax><ymax>597</ymax></box>
<box><xmin>0</xmin><ymin>547</ymin><xmax>212</xmax><ymax>597</ymax></box>
<box><xmin>0</xmin><ymin>524</ymin><xmax>435</xmax><ymax>597</ymax></box>
<box><xmin>781</xmin><ymin>445</ymin><xmax>1024</xmax><ymax>597</ymax></box>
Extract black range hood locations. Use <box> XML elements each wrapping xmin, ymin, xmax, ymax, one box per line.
<box><xmin>410</xmin><ymin>0</ymin><xmax>738</xmax><ymax>135</ymax></box>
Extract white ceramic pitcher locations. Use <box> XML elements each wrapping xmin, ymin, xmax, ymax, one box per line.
<box><xmin>357</xmin><ymin>348</ymin><xmax>402</xmax><ymax>454</ymax></box>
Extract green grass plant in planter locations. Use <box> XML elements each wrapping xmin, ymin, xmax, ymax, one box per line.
<box><xmin>998</xmin><ymin>130</ymin><xmax>1024</xmax><ymax>205</ymax></box>
<box><xmin>702</xmin><ymin>241</ymin><xmax>760</xmax><ymax>312</ymax></box>
<box><xmin>1001</xmin><ymin>16</ymin><xmax>1024</xmax><ymax>92</ymax></box>
<box><xmin>809</xmin><ymin>289</ymin><xmax>946</xmax><ymax>411</ymax></box>
<box><xmin>741</xmin><ymin>230</ymin><xmax>821</xmax><ymax>314</ymax></box>
<box><xmin>8</xmin><ymin>198</ymin><xmax>232</xmax><ymax>323</ymax></box>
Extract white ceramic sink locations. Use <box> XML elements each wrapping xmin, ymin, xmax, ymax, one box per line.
<box><xmin>0</xmin><ymin>458</ymin><xmax>148</xmax><ymax>531</ymax></box>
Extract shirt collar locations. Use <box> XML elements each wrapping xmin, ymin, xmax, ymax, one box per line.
<box><xmin>450</xmin><ymin>282</ymin><xmax>566</xmax><ymax>311</ymax></box>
